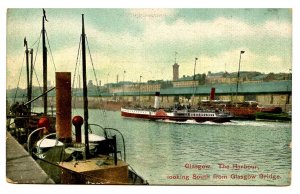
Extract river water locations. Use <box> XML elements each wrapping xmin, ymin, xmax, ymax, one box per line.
<box><xmin>34</xmin><ymin>107</ymin><xmax>292</xmax><ymax>186</ymax></box>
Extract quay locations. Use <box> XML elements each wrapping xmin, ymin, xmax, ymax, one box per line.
<box><xmin>6</xmin><ymin>132</ymin><xmax>54</xmax><ymax>184</ymax></box>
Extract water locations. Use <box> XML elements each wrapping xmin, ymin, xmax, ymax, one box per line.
<box><xmin>35</xmin><ymin>107</ymin><xmax>292</xmax><ymax>185</ymax></box>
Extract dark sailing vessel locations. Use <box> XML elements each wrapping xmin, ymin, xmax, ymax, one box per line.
<box><xmin>26</xmin><ymin>12</ymin><xmax>147</xmax><ymax>184</ymax></box>
<box><xmin>7</xmin><ymin>10</ymin><xmax>147</xmax><ymax>184</ymax></box>
<box><xmin>7</xmin><ymin>9</ymin><xmax>56</xmax><ymax>145</ymax></box>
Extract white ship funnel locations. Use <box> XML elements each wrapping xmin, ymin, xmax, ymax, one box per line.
<box><xmin>154</xmin><ymin>92</ymin><xmax>160</xmax><ymax>109</ymax></box>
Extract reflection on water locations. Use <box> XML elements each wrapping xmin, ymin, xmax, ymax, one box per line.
<box><xmin>35</xmin><ymin>107</ymin><xmax>291</xmax><ymax>185</ymax></box>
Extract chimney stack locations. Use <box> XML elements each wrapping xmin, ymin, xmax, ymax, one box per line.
<box><xmin>56</xmin><ymin>72</ymin><xmax>72</xmax><ymax>143</ymax></box>
<box><xmin>210</xmin><ymin>87</ymin><xmax>215</xmax><ymax>101</ymax></box>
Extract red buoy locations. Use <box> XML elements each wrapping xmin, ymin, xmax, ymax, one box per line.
<box><xmin>38</xmin><ymin>116</ymin><xmax>50</xmax><ymax>128</ymax></box>
<box><xmin>38</xmin><ymin>116</ymin><xmax>50</xmax><ymax>135</ymax></box>
<box><xmin>72</xmin><ymin>116</ymin><xmax>83</xmax><ymax>143</ymax></box>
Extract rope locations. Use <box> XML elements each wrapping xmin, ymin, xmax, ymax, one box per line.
<box><xmin>45</xmin><ymin>30</ymin><xmax>56</xmax><ymax>107</ymax></box>
<box><xmin>33</xmin><ymin>68</ymin><xmax>43</xmax><ymax>94</ymax></box>
<box><xmin>13</xmin><ymin>53</ymin><xmax>26</xmax><ymax>103</ymax></box>
<box><xmin>71</xmin><ymin>36</ymin><xmax>82</xmax><ymax>115</ymax></box>
<box><xmin>45</xmin><ymin>30</ymin><xmax>56</xmax><ymax>71</ymax></box>
<box><xmin>86</xmin><ymin>36</ymin><xmax>100</xmax><ymax>95</ymax></box>
<box><xmin>85</xmin><ymin>36</ymin><xmax>108</xmax><ymax>127</ymax></box>
<box><xmin>32</xmin><ymin>31</ymin><xmax>43</xmax><ymax>94</ymax></box>
<box><xmin>30</xmin><ymin>32</ymin><xmax>41</xmax><ymax>48</ymax></box>
<box><xmin>72</xmin><ymin>36</ymin><xmax>82</xmax><ymax>89</ymax></box>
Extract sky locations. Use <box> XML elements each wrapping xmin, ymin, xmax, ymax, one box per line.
<box><xmin>6</xmin><ymin>8</ymin><xmax>292</xmax><ymax>89</ymax></box>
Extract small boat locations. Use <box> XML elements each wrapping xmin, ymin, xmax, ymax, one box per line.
<box><xmin>255</xmin><ymin>111</ymin><xmax>291</xmax><ymax>121</ymax></box>
<box><xmin>200</xmin><ymin>100</ymin><xmax>285</xmax><ymax>120</ymax></box>
<box><xmin>7</xmin><ymin>9</ymin><xmax>56</xmax><ymax>145</ymax></box>
<box><xmin>215</xmin><ymin>100</ymin><xmax>261</xmax><ymax>120</ymax></box>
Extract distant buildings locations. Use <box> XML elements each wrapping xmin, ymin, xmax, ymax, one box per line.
<box><xmin>106</xmin><ymin>81</ymin><xmax>161</xmax><ymax>94</ymax></box>
<box><xmin>174</xmin><ymin>71</ymin><xmax>292</xmax><ymax>86</ymax></box>
<box><xmin>173</xmin><ymin>74</ymin><xmax>206</xmax><ymax>87</ymax></box>
<box><xmin>173</xmin><ymin>80</ymin><xmax>198</xmax><ymax>88</ymax></box>
<box><xmin>6</xmin><ymin>60</ymin><xmax>292</xmax><ymax>111</ymax></box>
<box><xmin>88</xmin><ymin>80</ymin><xmax>94</xmax><ymax>87</ymax></box>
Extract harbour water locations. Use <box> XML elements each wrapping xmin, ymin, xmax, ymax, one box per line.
<box><xmin>68</xmin><ymin>108</ymin><xmax>291</xmax><ymax>186</ymax></box>
<box><xmin>32</xmin><ymin>107</ymin><xmax>291</xmax><ymax>185</ymax></box>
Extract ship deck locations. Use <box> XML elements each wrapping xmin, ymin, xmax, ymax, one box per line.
<box><xmin>58</xmin><ymin>155</ymin><xmax>130</xmax><ymax>184</ymax></box>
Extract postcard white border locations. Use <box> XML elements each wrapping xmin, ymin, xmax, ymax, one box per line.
<box><xmin>1</xmin><ymin>1</ymin><xmax>299</xmax><ymax>194</ymax></box>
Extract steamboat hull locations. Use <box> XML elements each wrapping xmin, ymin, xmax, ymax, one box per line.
<box><xmin>120</xmin><ymin>108</ymin><xmax>169</xmax><ymax>120</ymax></box>
<box><xmin>193</xmin><ymin>116</ymin><xmax>232</xmax><ymax>123</ymax></box>
<box><xmin>121</xmin><ymin>110</ymin><xmax>155</xmax><ymax>119</ymax></box>
<box><xmin>121</xmin><ymin>108</ymin><xmax>231</xmax><ymax>123</ymax></box>
<box><xmin>168</xmin><ymin>117</ymin><xmax>189</xmax><ymax>122</ymax></box>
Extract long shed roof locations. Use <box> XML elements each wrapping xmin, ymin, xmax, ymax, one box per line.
<box><xmin>160</xmin><ymin>80</ymin><xmax>291</xmax><ymax>96</ymax></box>
<box><xmin>97</xmin><ymin>80</ymin><xmax>291</xmax><ymax>97</ymax></box>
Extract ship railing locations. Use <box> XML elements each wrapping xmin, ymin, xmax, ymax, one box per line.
<box><xmin>27</xmin><ymin>127</ymin><xmax>46</xmax><ymax>155</ymax></box>
<box><xmin>35</xmin><ymin>132</ymin><xmax>61</xmax><ymax>154</ymax></box>
<box><xmin>88</xmin><ymin>124</ymin><xmax>126</xmax><ymax>162</ymax></box>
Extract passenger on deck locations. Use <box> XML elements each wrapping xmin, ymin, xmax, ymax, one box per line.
<box><xmin>19</xmin><ymin>102</ymin><xmax>29</xmax><ymax>116</ymax></box>
<box><xmin>10</xmin><ymin>102</ymin><xmax>19</xmax><ymax>115</ymax></box>
<box><xmin>11</xmin><ymin>102</ymin><xmax>28</xmax><ymax>116</ymax></box>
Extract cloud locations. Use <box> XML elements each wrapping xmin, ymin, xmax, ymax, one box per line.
<box><xmin>128</xmin><ymin>9</ymin><xmax>175</xmax><ymax>20</ymax></box>
<box><xmin>262</xmin><ymin>21</ymin><xmax>291</xmax><ymax>37</ymax></box>
<box><xmin>141</xmin><ymin>17</ymin><xmax>291</xmax><ymax>44</ymax></box>
<box><xmin>6</xmin><ymin>9</ymin><xmax>292</xmax><ymax>89</ymax></box>
<box><xmin>265</xmin><ymin>55</ymin><xmax>288</xmax><ymax>73</ymax></box>
<box><xmin>267</xmin><ymin>55</ymin><xmax>283</xmax><ymax>64</ymax></box>
<box><xmin>178</xmin><ymin>49</ymin><xmax>256</xmax><ymax>75</ymax></box>
<box><xmin>178</xmin><ymin>49</ymin><xmax>289</xmax><ymax>76</ymax></box>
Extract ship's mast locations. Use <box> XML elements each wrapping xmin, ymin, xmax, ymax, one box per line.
<box><xmin>235</xmin><ymin>50</ymin><xmax>245</xmax><ymax>101</ymax></box>
<box><xmin>29</xmin><ymin>48</ymin><xmax>33</xmax><ymax>114</ymax></box>
<box><xmin>42</xmin><ymin>9</ymin><xmax>48</xmax><ymax>115</ymax></box>
<box><xmin>81</xmin><ymin>14</ymin><xmax>90</xmax><ymax>158</ymax></box>
<box><xmin>192</xmin><ymin>57</ymin><xmax>198</xmax><ymax>106</ymax></box>
<box><xmin>24</xmin><ymin>38</ymin><xmax>29</xmax><ymax>101</ymax></box>
<box><xmin>24</xmin><ymin>38</ymin><xmax>33</xmax><ymax>114</ymax></box>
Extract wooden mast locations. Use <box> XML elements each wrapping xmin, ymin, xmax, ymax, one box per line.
<box><xmin>235</xmin><ymin>50</ymin><xmax>245</xmax><ymax>102</ymax></box>
<box><xmin>81</xmin><ymin>14</ymin><xmax>90</xmax><ymax>158</ymax></box>
<box><xmin>24</xmin><ymin>38</ymin><xmax>30</xmax><ymax>103</ymax></box>
<box><xmin>192</xmin><ymin>57</ymin><xmax>198</xmax><ymax>106</ymax></box>
<box><xmin>29</xmin><ymin>48</ymin><xmax>33</xmax><ymax>114</ymax></box>
<box><xmin>42</xmin><ymin>9</ymin><xmax>48</xmax><ymax>115</ymax></box>
<box><xmin>24</xmin><ymin>37</ymin><xmax>33</xmax><ymax>114</ymax></box>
